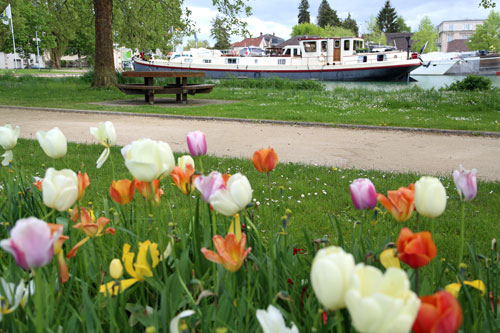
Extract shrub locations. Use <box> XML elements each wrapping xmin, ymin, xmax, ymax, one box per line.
<box><xmin>444</xmin><ymin>75</ymin><xmax>492</xmax><ymax>91</ymax></box>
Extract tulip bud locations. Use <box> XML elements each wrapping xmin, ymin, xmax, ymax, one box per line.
<box><xmin>256</xmin><ymin>305</ymin><xmax>298</xmax><ymax>333</ymax></box>
<box><xmin>178</xmin><ymin>155</ymin><xmax>195</xmax><ymax>172</ymax></box>
<box><xmin>186</xmin><ymin>130</ymin><xmax>207</xmax><ymax>156</ymax></box>
<box><xmin>0</xmin><ymin>124</ymin><xmax>20</xmax><ymax>165</ymax></box>
<box><xmin>124</xmin><ymin>138</ymin><xmax>175</xmax><ymax>182</ymax></box>
<box><xmin>42</xmin><ymin>168</ymin><xmax>78</xmax><ymax>212</ymax></box>
<box><xmin>77</xmin><ymin>172</ymin><xmax>90</xmax><ymax>201</ymax></box>
<box><xmin>251</xmin><ymin>147</ymin><xmax>278</xmax><ymax>173</ymax></box>
<box><xmin>36</xmin><ymin>127</ymin><xmax>67</xmax><ymax>159</ymax></box>
<box><xmin>397</xmin><ymin>227</ymin><xmax>437</xmax><ymax>268</ymax></box>
<box><xmin>310</xmin><ymin>246</ymin><xmax>355</xmax><ymax>310</ymax></box>
<box><xmin>412</xmin><ymin>291</ymin><xmax>462</xmax><ymax>333</ymax></box>
<box><xmin>349</xmin><ymin>178</ymin><xmax>377</xmax><ymax>210</ymax></box>
<box><xmin>453</xmin><ymin>165</ymin><xmax>477</xmax><ymax>201</ymax></box>
<box><xmin>90</xmin><ymin>121</ymin><xmax>116</xmax><ymax>147</ymax></box>
<box><xmin>109</xmin><ymin>259</ymin><xmax>123</xmax><ymax>280</ymax></box>
<box><xmin>414</xmin><ymin>176</ymin><xmax>447</xmax><ymax>218</ymax></box>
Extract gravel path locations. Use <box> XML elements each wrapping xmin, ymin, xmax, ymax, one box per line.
<box><xmin>2</xmin><ymin>106</ymin><xmax>500</xmax><ymax>181</ymax></box>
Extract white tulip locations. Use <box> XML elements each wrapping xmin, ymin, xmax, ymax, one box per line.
<box><xmin>0</xmin><ymin>124</ymin><xmax>20</xmax><ymax>166</ymax></box>
<box><xmin>310</xmin><ymin>246</ymin><xmax>355</xmax><ymax>310</ymax></box>
<box><xmin>36</xmin><ymin>127</ymin><xmax>67</xmax><ymax>159</ymax></box>
<box><xmin>256</xmin><ymin>305</ymin><xmax>298</xmax><ymax>333</ymax></box>
<box><xmin>209</xmin><ymin>173</ymin><xmax>253</xmax><ymax>216</ymax></box>
<box><xmin>124</xmin><ymin>138</ymin><xmax>175</xmax><ymax>182</ymax></box>
<box><xmin>178</xmin><ymin>155</ymin><xmax>195</xmax><ymax>172</ymax></box>
<box><xmin>42</xmin><ymin>168</ymin><xmax>78</xmax><ymax>211</ymax></box>
<box><xmin>169</xmin><ymin>309</ymin><xmax>195</xmax><ymax>333</ymax></box>
<box><xmin>345</xmin><ymin>265</ymin><xmax>420</xmax><ymax>333</ymax></box>
<box><xmin>414</xmin><ymin>176</ymin><xmax>447</xmax><ymax>218</ymax></box>
<box><xmin>90</xmin><ymin>121</ymin><xmax>117</xmax><ymax>168</ymax></box>
<box><xmin>0</xmin><ymin>278</ymin><xmax>35</xmax><ymax>322</ymax></box>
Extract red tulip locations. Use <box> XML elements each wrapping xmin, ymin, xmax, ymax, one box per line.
<box><xmin>413</xmin><ymin>291</ymin><xmax>463</xmax><ymax>333</ymax></box>
<box><xmin>251</xmin><ymin>147</ymin><xmax>278</xmax><ymax>173</ymax></box>
<box><xmin>396</xmin><ymin>227</ymin><xmax>437</xmax><ymax>268</ymax></box>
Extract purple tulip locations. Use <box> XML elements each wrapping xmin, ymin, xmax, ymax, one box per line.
<box><xmin>0</xmin><ymin>217</ymin><xmax>61</xmax><ymax>270</ymax></box>
<box><xmin>453</xmin><ymin>165</ymin><xmax>477</xmax><ymax>201</ymax></box>
<box><xmin>194</xmin><ymin>171</ymin><xmax>225</xmax><ymax>202</ymax></box>
<box><xmin>187</xmin><ymin>131</ymin><xmax>207</xmax><ymax>156</ymax></box>
<box><xmin>349</xmin><ymin>178</ymin><xmax>377</xmax><ymax>210</ymax></box>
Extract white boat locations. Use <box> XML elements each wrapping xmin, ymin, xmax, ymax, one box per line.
<box><xmin>412</xmin><ymin>52</ymin><xmax>462</xmax><ymax>76</ymax></box>
<box><xmin>133</xmin><ymin>37</ymin><xmax>422</xmax><ymax>81</ymax></box>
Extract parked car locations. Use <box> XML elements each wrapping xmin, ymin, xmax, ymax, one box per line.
<box><xmin>239</xmin><ymin>47</ymin><xmax>266</xmax><ymax>57</ymax></box>
<box><xmin>122</xmin><ymin>61</ymin><xmax>133</xmax><ymax>70</ymax></box>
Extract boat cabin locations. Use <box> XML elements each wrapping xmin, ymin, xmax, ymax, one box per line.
<box><xmin>298</xmin><ymin>37</ymin><xmax>365</xmax><ymax>64</ymax></box>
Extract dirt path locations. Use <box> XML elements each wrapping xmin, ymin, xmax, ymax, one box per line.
<box><xmin>2</xmin><ymin>107</ymin><xmax>500</xmax><ymax>181</ymax></box>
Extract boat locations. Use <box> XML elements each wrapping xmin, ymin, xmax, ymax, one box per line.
<box><xmin>412</xmin><ymin>51</ymin><xmax>500</xmax><ymax>76</ymax></box>
<box><xmin>133</xmin><ymin>37</ymin><xmax>422</xmax><ymax>81</ymax></box>
<box><xmin>411</xmin><ymin>52</ymin><xmax>462</xmax><ymax>76</ymax></box>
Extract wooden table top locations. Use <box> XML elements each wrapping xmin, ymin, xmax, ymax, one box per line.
<box><xmin>122</xmin><ymin>71</ymin><xmax>205</xmax><ymax>78</ymax></box>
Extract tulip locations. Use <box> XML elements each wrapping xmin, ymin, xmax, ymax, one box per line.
<box><xmin>42</xmin><ymin>168</ymin><xmax>78</xmax><ymax>211</ymax></box>
<box><xmin>397</xmin><ymin>227</ymin><xmax>437</xmax><ymax>269</ymax></box>
<box><xmin>453</xmin><ymin>165</ymin><xmax>477</xmax><ymax>201</ymax></box>
<box><xmin>194</xmin><ymin>171</ymin><xmax>225</xmax><ymax>202</ymax></box>
<box><xmin>134</xmin><ymin>179</ymin><xmax>164</xmax><ymax>205</ymax></box>
<box><xmin>178</xmin><ymin>155</ymin><xmax>195</xmax><ymax>172</ymax></box>
<box><xmin>109</xmin><ymin>259</ymin><xmax>123</xmax><ymax>280</ymax></box>
<box><xmin>345</xmin><ymin>265</ymin><xmax>420</xmax><ymax>333</ymax></box>
<box><xmin>0</xmin><ymin>278</ymin><xmax>35</xmax><ymax>320</ymax></box>
<box><xmin>310</xmin><ymin>246</ymin><xmax>355</xmax><ymax>311</ymax></box>
<box><xmin>170</xmin><ymin>310</ymin><xmax>195</xmax><ymax>333</ymax></box>
<box><xmin>251</xmin><ymin>147</ymin><xmax>278</xmax><ymax>173</ymax></box>
<box><xmin>201</xmin><ymin>233</ymin><xmax>251</xmax><ymax>272</ymax></box>
<box><xmin>376</xmin><ymin>184</ymin><xmax>415</xmax><ymax>222</ymax></box>
<box><xmin>171</xmin><ymin>164</ymin><xmax>197</xmax><ymax>195</ymax></box>
<box><xmin>109</xmin><ymin>179</ymin><xmax>135</xmax><ymax>204</ymax></box>
<box><xmin>414</xmin><ymin>176</ymin><xmax>447</xmax><ymax>218</ymax></box>
<box><xmin>0</xmin><ymin>217</ymin><xmax>61</xmax><ymax>270</ymax></box>
<box><xmin>47</xmin><ymin>223</ymin><xmax>69</xmax><ymax>284</ymax></box>
<box><xmin>77</xmin><ymin>171</ymin><xmax>90</xmax><ymax>201</ymax></box>
<box><xmin>36</xmin><ymin>127</ymin><xmax>67</xmax><ymax>159</ymax></box>
<box><xmin>123</xmin><ymin>138</ymin><xmax>175</xmax><ymax>182</ymax></box>
<box><xmin>90</xmin><ymin>121</ymin><xmax>117</xmax><ymax>168</ymax></box>
<box><xmin>209</xmin><ymin>173</ymin><xmax>253</xmax><ymax>216</ymax></box>
<box><xmin>186</xmin><ymin>130</ymin><xmax>207</xmax><ymax>156</ymax></box>
<box><xmin>412</xmin><ymin>291</ymin><xmax>463</xmax><ymax>333</ymax></box>
<box><xmin>100</xmin><ymin>241</ymin><xmax>159</xmax><ymax>295</ymax></box>
<box><xmin>67</xmin><ymin>207</ymin><xmax>115</xmax><ymax>258</ymax></box>
<box><xmin>445</xmin><ymin>280</ymin><xmax>485</xmax><ymax>298</ymax></box>
<box><xmin>256</xmin><ymin>305</ymin><xmax>298</xmax><ymax>333</ymax></box>
<box><xmin>350</xmin><ymin>178</ymin><xmax>377</xmax><ymax>210</ymax></box>
<box><xmin>379</xmin><ymin>248</ymin><xmax>401</xmax><ymax>269</ymax></box>
<box><xmin>0</xmin><ymin>124</ymin><xmax>20</xmax><ymax>166</ymax></box>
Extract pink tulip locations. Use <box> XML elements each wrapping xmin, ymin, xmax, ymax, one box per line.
<box><xmin>0</xmin><ymin>217</ymin><xmax>61</xmax><ymax>270</ymax></box>
<box><xmin>349</xmin><ymin>178</ymin><xmax>377</xmax><ymax>210</ymax></box>
<box><xmin>194</xmin><ymin>171</ymin><xmax>225</xmax><ymax>202</ymax></box>
<box><xmin>187</xmin><ymin>130</ymin><xmax>207</xmax><ymax>156</ymax></box>
<box><xmin>453</xmin><ymin>165</ymin><xmax>477</xmax><ymax>201</ymax></box>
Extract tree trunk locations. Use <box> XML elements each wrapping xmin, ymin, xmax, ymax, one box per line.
<box><xmin>50</xmin><ymin>48</ymin><xmax>61</xmax><ymax>69</ymax></box>
<box><xmin>92</xmin><ymin>0</ymin><xmax>117</xmax><ymax>87</ymax></box>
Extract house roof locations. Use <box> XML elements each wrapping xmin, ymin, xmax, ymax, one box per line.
<box><xmin>231</xmin><ymin>34</ymin><xmax>284</xmax><ymax>48</ymax></box>
<box><xmin>447</xmin><ymin>39</ymin><xmax>470</xmax><ymax>52</ymax></box>
<box><xmin>437</xmin><ymin>19</ymin><xmax>484</xmax><ymax>25</ymax></box>
<box><xmin>385</xmin><ymin>32</ymin><xmax>414</xmax><ymax>51</ymax></box>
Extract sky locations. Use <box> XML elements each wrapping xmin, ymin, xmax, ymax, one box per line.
<box><xmin>182</xmin><ymin>0</ymin><xmax>493</xmax><ymax>45</ymax></box>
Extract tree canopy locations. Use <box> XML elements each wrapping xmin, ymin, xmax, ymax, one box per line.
<box><xmin>396</xmin><ymin>17</ymin><xmax>411</xmax><ymax>33</ymax></box>
<box><xmin>364</xmin><ymin>15</ymin><xmax>387</xmax><ymax>45</ymax></box>
<box><xmin>184</xmin><ymin>39</ymin><xmax>209</xmax><ymax>50</ymax></box>
<box><xmin>211</xmin><ymin>15</ymin><xmax>231</xmax><ymax>50</ymax></box>
<box><xmin>342</xmin><ymin>13</ymin><xmax>359</xmax><ymax>36</ymax></box>
<box><xmin>298</xmin><ymin>0</ymin><xmax>310</xmax><ymax>24</ymax></box>
<box><xmin>376</xmin><ymin>0</ymin><xmax>398</xmax><ymax>33</ymax></box>
<box><xmin>468</xmin><ymin>10</ymin><xmax>500</xmax><ymax>52</ymax></box>
<box><xmin>317</xmin><ymin>0</ymin><xmax>340</xmax><ymax>28</ymax></box>
<box><xmin>291</xmin><ymin>23</ymin><xmax>354</xmax><ymax>38</ymax></box>
<box><xmin>412</xmin><ymin>16</ymin><xmax>437</xmax><ymax>53</ymax></box>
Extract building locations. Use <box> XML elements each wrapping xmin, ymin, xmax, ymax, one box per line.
<box><xmin>385</xmin><ymin>33</ymin><xmax>413</xmax><ymax>52</ymax></box>
<box><xmin>231</xmin><ymin>33</ymin><xmax>284</xmax><ymax>52</ymax></box>
<box><xmin>437</xmin><ymin>19</ymin><xmax>483</xmax><ymax>52</ymax></box>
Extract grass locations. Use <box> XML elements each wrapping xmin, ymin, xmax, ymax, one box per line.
<box><xmin>1</xmin><ymin>75</ymin><xmax>500</xmax><ymax>132</ymax></box>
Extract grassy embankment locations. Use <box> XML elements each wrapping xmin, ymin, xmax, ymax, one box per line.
<box><xmin>0</xmin><ymin>74</ymin><xmax>499</xmax><ymax>132</ymax></box>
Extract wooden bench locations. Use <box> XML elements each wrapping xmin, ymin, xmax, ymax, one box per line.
<box><xmin>118</xmin><ymin>71</ymin><xmax>215</xmax><ymax>105</ymax></box>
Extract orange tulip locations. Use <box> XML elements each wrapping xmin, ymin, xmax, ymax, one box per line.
<box><xmin>171</xmin><ymin>164</ymin><xmax>197</xmax><ymax>195</ymax></box>
<box><xmin>33</xmin><ymin>179</ymin><xmax>43</xmax><ymax>191</ymax></box>
<box><xmin>67</xmin><ymin>207</ymin><xmax>114</xmax><ymax>258</ymax></box>
<box><xmin>412</xmin><ymin>291</ymin><xmax>463</xmax><ymax>333</ymax></box>
<box><xmin>251</xmin><ymin>147</ymin><xmax>278</xmax><ymax>173</ymax></box>
<box><xmin>77</xmin><ymin>171</ymin><xmax>90</xmax><ymax>201</ymax></box>
<box><xmin>201</xmin><ymin>233</ymin><xmax>251</xmax><ymax>272</ymax></box>
<box><xmin>47</xmin><ymin>223</ymin><xmax>69</xmax><ymax>284</ymax></box>
<box><xmin>110</xmin><ymin>179</ymin><xmax>135</xmax><ymax>204</ymax></box>
<box><xmin>134</xmin><ymin>179</ymin><xmax>164</xmax><ymax>205</ymax></box>
<box><xmin>376</xmin><ymin>184</ymin><xmax>415</xmax><ymax>222</ymax></box>
<box><xmin>396</xmin><ymin>227</ymin><xmax>437</xmax><ymax>269</ymax></box>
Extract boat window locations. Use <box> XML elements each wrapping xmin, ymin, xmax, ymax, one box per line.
<box><xmin>344</xmin><ymin>40</ymin><xmax>350</xmax><ymax>50</ymax></box>
<box><xmin>353</xmin><ymin>40</ymin><xmax>363</xmax><ymax>50</ymax></box>
<box><xmin>321</xmin><ymin>41</ymin><xmax>327</xmax><ymax>52</ymax></box>
<box><xmin>226</xmin><ymin>58</ymin><xmax>238</xmax><ymax>64</ymax></box>
<box><xmin>304</xmin><ymin>41</ymin><xmax>317</xmax><ymax>53</ymax></box>
<box><xmin>278</xmin><ymin>59</ymin><xmax>286</xmax><ymax>65</ymax></box>
<box><xmin>284</xmin><ymin>49</ymin><xmax>291</xmax><ymax>56</ymax></box>
<box><xmin>358</xmin><ymin>56</ymin><xmax>367</xmax><ymax>63</ymax></box>
<box><xmin>335</xmin><ymin>40</ymin><xmax>340</xmax><ymax>48</ymax></box>
<box><xmin>377</xmin><ymin>54</ymin><xmax>385</xmax><ymax>62</ymax></box>
<box><xmin>293</xmin><ymin>48</ymin><xmax>299</xmax><ymax>56</ymax></box>
<box><xmin>203</xmin><ymin>59</ymin><xmax>211</xmax><ymax>64</ymax></box>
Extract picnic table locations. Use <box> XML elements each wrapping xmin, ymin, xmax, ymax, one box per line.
<box><xmin>117</xmin><ymin>71</ymin><xmax>215</xmax><ymax>105</ymax></box>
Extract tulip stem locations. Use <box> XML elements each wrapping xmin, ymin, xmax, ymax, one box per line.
<box><xmin>33</xmin><ymin>268</ymin><xmax>44</xmax><ymax>333</ymax></box>
<box><xmin>108</xmin><ymin>147</ymin><xmax>116</xmax><ymax>180</ymax></box>
<box><xmin>197</xmin><ymin>156</ymin><xmax>204</xmax><ymax>174</ymax></box>
<box><xmin>41</xmin><ymin>208</ymin><xmax>55</xmax><ymax>222</ymax></box>
<box><xmin>415</xmin><ymin>268</ymin><xmax>420</xmax><ymax>295</ymax></box>
<box><xmin>335</xmin><ymin>310</ymin><xmax>343</xmax><ymax>333</ymax></box>
<box><xmin>458</xmin><ymin>201</ymin><xmax>466</xmax><ymax>266</ymax></box>
<box><xmin>267</xmin><ymin>172</ymin><xmax>274</xmax><ymax>233</ymax></box>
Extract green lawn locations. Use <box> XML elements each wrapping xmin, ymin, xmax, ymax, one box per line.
<box><xmin>1</xmin><ymin>75</ymin><xmax>500</xmax><ymax>132</ymax></box>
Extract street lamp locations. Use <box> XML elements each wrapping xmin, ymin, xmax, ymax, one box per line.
<box><xmin>34</xmin><ymin>26</ymin><xmax>41</xmax><ymax>70</ymax></box>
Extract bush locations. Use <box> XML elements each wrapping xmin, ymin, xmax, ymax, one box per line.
<box><xmin>216</xmin><ymin>77</ymin><xmax>326</xmax><ymax>91</ymax></box>
<box><xmin>444</xmin><ymin>75</ymin><xmax>492</xmax><ymax>91</ymax></box>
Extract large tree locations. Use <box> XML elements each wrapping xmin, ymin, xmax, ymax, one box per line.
<box><xmin>364</xmin><ymin>15</ymin><xmax>386</xmax><ymax>45</ymax></box>
<box><xmin>342</xmin><ymin>13</ymin><xmax>359</xmax><ymax>36</ymax></box>
<box><xmin>376</xmin><ymin>0</ymin><xmax>398</xmax><ymax>33</ymax></box>
<box><xmin>412</xmin><ymin>16</ymin><xmax>437</xmax><ymax>53</ymax></box>
<box><xmin>184</xmin><ymin>39</ymin><xmax>209</xmax><ymax>50</ymax></box>
<box><xmin>290</xmin><ymin>23</ymin><xmax>322</xmax><ymax>37</ymax></box>
<box><xmin>468</xmin><ymin>10</ymin><xmax>500</xmax><ymax>52</ymax></box>
<box><xmin>396</xmin><ymin>17</ymin><xmax>411</xmax><ymax>33</ymax></box>
<box><xmin>298</xmin><ymin>0</ymin><xmax>310</xmax><ymax>24</ymax></box>
<box><xmin>211</xmin><ymin>15</ymin><xmax>231</xmax><ymax>50</ymax></box>
<box><xmin>317</xmin><ymin>0</ymin><xmax>340</xmax><ymax>28</ymax></box>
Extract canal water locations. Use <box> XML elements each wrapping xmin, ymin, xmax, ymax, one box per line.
<box><xmin>323</xmin><ymin>75</ymin><xmax>500</xmax><ymax>90</ymax></box>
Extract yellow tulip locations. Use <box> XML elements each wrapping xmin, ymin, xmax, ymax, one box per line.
<box><xmin>380</xmin><ymin>248</ymin><xmax>401</xmax><ymax>269</ymax></box>
<box><xmin>445</xmin><ymin>280</ymin><xmax>485</xmax><ymax>298</ymax></box>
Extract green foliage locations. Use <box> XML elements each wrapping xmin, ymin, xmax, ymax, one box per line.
<box><xmin>376</xmin><ymin>0</ymin><xmax>399</xmax><ymax>33</ymax></box>
<box><xmin>298</xmin><ymin>0</ymin><xmax>310</xmax><ymax>24</ymax></box>
<box><xmin>412</xmin><ymin>16</ymin><xmax>438</xmax><ymax>53</ymax></box>
<box><xmin>480</xmin><ymin>0</ymin><xmax>497</xmax><ymax>8</ymax></box>
<box><xmin>211</xmin><ymin>15</ymin><xmax>231</xmax><ymax>50</ymax></box>
<box><xmin>291</xmin><ymin>22</ymin><xmax>322</xmax><ymax>37</ymax></box>
<box><xmin>468</xmin><ymin>11</ymin><xmax>500</xmax><ymax>52</ymax></box>
<box><xmin>396</xmin><ymin>17</ymin><xmax>411</xmax><ymax>33</ymax></box>
<box><xmin>215</xmin><ymin>77</ymin><xmax>325</xmax><ymax>90</ymax></box>
<box><xmin>364</xmin><ymin>15</ymin><xmax>387</xmax><ymax>45</ymax></box>
<box><xmin>322</xmin><ymin>25</ymin><xmax>355</xmax><ymax>38</ymax></box>
<box><xmin>316</xmin><ymin>0</ymin><xmax>340</xmax><ymax>28</ymax></box>
<box><xmin>444</xmin><ymin>75</ymin><xmax>493</xmax><ymax>91</ymax></box>
<box><xmin>184</xmin><ymin>39</ymin><xmax>210</xmax><ymax>50</ymax></box>
<box><xmin>342</xmin><ymin>13</ymin><xmax>359</xmax><ymax>36</ymax></box>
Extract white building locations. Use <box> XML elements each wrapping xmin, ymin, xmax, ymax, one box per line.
<box><xmin>0</xmin><ymin>52</ymin><xmax>49</xmax><ymax>69</ymax></box>
<box><xmin>437</xmin><ymin>19</ymin><xmax>484</xmax><ymax>52</ymax></box>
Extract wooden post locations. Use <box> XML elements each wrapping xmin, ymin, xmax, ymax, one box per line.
<box><xmin>176</xmin><ymin>77</ymin><xmax>181</xmax><ymax>102</ymax></box>
<box><xmin>182</xmin><ymin>77</ymin><xmax>187</xmax><ymax>104</ymax></box>
<box><xmin>145</xmin><ymin>77</ymin><xmax>154</xmax><ymax>104</ymax></box>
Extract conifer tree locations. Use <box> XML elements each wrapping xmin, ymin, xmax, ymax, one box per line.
<box><xmin>342</xmin><ymin>13</ymin><xmax>359</xmax><ymax>36</ymax></box>
<box><xmin>298</xmin><ymin>0</ymin><xmax>310</xmax><ymax>24</ymax></box>
<box><xmin>376</xmin><ymin>0</ymin><xmax>398</xmax><ymax>33</ymax></box>
<box><xmin>317</xmin><ymin>0</ymin><xmax>340</xmax><ymax>28</ymax></box>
